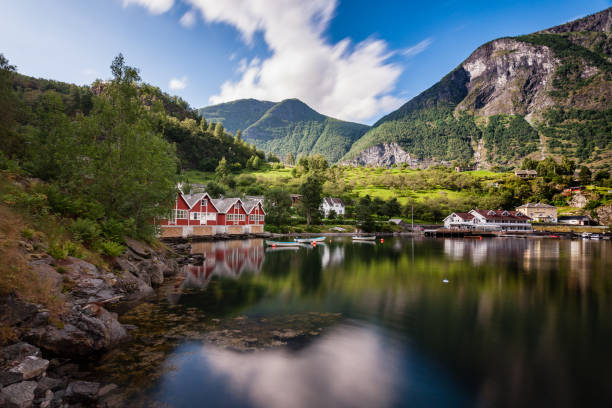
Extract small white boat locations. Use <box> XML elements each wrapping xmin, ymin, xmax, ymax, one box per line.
<box><xmin>265</xmin><ymin>240</ymin><xmax>301</xmax><ymax>247</ymax></box>
<box><xmin>352</xmin><ymin>235</ymin><xmax>376</xmax><ymax>241</ymax></box>
<box><xmin>591</xmin><ymin>234</ymin><xmax>601</xmax><ymax>240</ymax></box>
<box><xmin>294</xmin><ymin>236</ymin><xmax>326</xmax><ymax>243</ymax></box>
<box><xmin>581</xmin><ymin>232</ymin><xmax>592</xmax><ymax>239</ymax></box>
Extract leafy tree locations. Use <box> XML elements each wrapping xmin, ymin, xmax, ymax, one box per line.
<box><xmin>521</xmin><ymin>157</ymin><xmax>538</xmax><ymax>170</ymax></box>
<box><xmin>264</xmin><ymin>188</ymin><xmax>292</xmax><ymax>227</ymax></box>
<box><xmin>215</xmin><ymin>156</ymin><xmax>230</xmax><ymax>181</ymax></box>
<box><xmin>578</xmin><ymin>165</ymin><xmax>592</xmax><ymax>185</ymax></box>
<box><xmin>286</xmin><ymin>152</ymin><xmax>295</xmax><ymax>166</ymax></box>
<box><xmin>235</xmin><ymin>129</ymin><xmax>242</xmax><ymax>141</ymax></box>
<box><xmin>327</xmin><ymin>209</ymin><xmax>336</xmax><ymax>220</ymax></box>
<box><xmin>299</xmin><ymin>175</ymin><xmax>323</xmax><ymax>226</ymax></box>
<box><xmin>0</xmin><ymin>54</ymin><xmax>18</xmax><ymax>157</ymax></box>
<box><xmin>214</xmin><ymin>122</ymin><xmax>224</xmax><ymax>138</ymax></box>
<box><xmin>267</xmin><ymin>152</ymin><xmax>280</xmax><ymax>163</ymax></box>
<box><xmin>356</xmin><ymin>195</ymin><xmax>375</xmax><ymax>232</ymax></box>
<box><xmin>206</xmin><ymin>181</ymin><xmax>225</xmax><ymax>198</ymax></box>
<box><xmin>382</xmin><ymin>198</ymin><xmax>401</xmax><ymax>217</ymax></box>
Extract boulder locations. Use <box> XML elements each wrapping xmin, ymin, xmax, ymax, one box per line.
<box><xmin>0</xmin><ymin>296</ymin><xmax>38</xmax><ymax>326</ymax></box>
<box><xmin>0</xmin><ymin>372</ymin><xmax>24</xmax><ymax>387</ymax></box>
<box><xmin>27</xmin><ymin>263</ymin><xmax>62</xmax><ymax>294</ymax></box>
<box><xmin>595</xmin><ymin>205</ymin><xmax>612</xmax><ymax>226</ymax></box>
<box><xmin>26</xmin><ymin>305</ymin><xmax>128</xmax><ymax>356</ymax></box>
<box><xmin>58</xmin><ymin>257</ymin><xmax>119</xmax><ymax>304</ymax></box>
<box><xmin>125</xmin><ymin>238</ymin><xmax>152</xmax><ymax>259</ymax></box>
<box><xmin>34</xmin><ymin>377</ymin><xmax>65</xmax><ymax>397</ymax></box>
<box><xmin>1</xmin><ymin>343</ymin><xmax>41</xmax><ymax>363</ymax></box>
<box><xmin>569</xmin><ymin>193</ymin><xmax>589</xmax><ymax>208</ymax></box>
<box><xmin>9</xmin><ymin>356</ymin><xmax>49</xmax><ymax>380</ymax></box>
<box><xmin>1</xmin><ymin>381</ymin><xmax>37</xmax><ymax>408</ymax></box>
<box><xmin>65</xmin><ymin>380</ymin><xmax>100</xmax><ymax>403</ymax></box>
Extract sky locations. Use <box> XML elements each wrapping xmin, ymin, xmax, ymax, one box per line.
<box><xmin>1</xmin><ymin>0</ymin><xmax>610</xmax><ymax>124</ymax></box>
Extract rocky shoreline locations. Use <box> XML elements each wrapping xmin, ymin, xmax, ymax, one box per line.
<box><xmin>0</xmin><ymin>239</ymin><xmax>195</xmax><ymax>407</ymax></box>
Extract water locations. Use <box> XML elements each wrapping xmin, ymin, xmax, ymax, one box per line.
<box><xmin>95</xmin><ymin>238</ymin><xmax>612</xmax><ymax>407</ymax></box>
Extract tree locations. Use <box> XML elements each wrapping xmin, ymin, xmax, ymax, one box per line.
<box><xmin>214</xmin><ymin>122</ymin><xmax>224</xmax><ymax>138</ymax></box>
<box><xmin>382</xmin><ymin>198</ymin><xmax>401</xmax><ymax>217</ymax></box>
<box><xmin>356</xmin><ymin>195</ymin><xmax>375</xmax><ymax>232</ymax></box>
<box><xmin>286</xmin><ymin>152</ymin><xmax>295</xmax><ymax>166</ymax></box>
<box><xmin>235</xmin><ymin>129</ymin><xmax>242</xmax><ymax>142</ymax></box>
<box><xmin>299</xmin><ymin>175</ymin><xmax>322</xmax><ymax>226</ymax></box>
<box><xmin>578</xmin><ymin>165</ymin><xmax>592</xmax><ymax>185</ymax></box>
<box><xmin>594</xmin><ymin>170</ymin><xmax>610</xmax><ymax>186</ymax></box>
<box><xmin>79</xmin><ymin>53</ymin><xmax>178</xmax><ymax>237</ymax></box>
<box><xmin>521</xmin><ymin>157</ymin><xmax>538</xmax><ymax>170</ymax></box>
<box><xmin>252</xmin><ymin>155</ymin><xmax>261</xmax><ymax>170</ymax></box>
<box><xmin>267</xmin><ymin>152</ymin><xmax>280</xmax><ymax>163</ymax></box>
<box><xmin>0</xmin><ymin>54</ymin><xmax>18</xmax><ymax>157</ymax></box>
<box><xmin>560</xmin><ymin>156</ymin><xmax>576</xmax><ymax>175</ymax></box>
<box><xmin>264</xmin><ymin>188</ymin><xmax>292</xmax><ymax>227</ymax></box>
<box><xmin>206</xmin><ymin>181</ymin><xmax>225</xmax><ymax>198</ymax></box>
<box><xmin>327</xmin><ymin>209</ymin><xmax>336</xmax><ymax>221</ymax></box>
<box><xmin>215</xmin><ymin>156</ymin><xmax>230</xmax><ymax>181</ymax></box>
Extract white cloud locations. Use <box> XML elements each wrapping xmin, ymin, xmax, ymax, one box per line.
<box><xmin>122</xmin><ymin>0</ymin><xmax>174</xmax><ymax>14</ymax></box>
<box><xmin>184</xmin><ymin>0</ymin><xmax>403</xmax><ymax>122</ymax></box>
<box><xmin>401</xmin><ymin>38</ymin><xmax>433</xmax><ymax>57</ymax></box>
<box><xmin>180</xmin><ymin>10</ymin><xmax>197</xmax><ymax>28</ymax></box>
<box><xmin>169</xmin><ymin>76</ymin><xmax>188</xmax><ymax>90</ymax></box>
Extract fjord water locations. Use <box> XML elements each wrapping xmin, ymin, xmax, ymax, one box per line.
<box><xmin>105</xmin><ymin>238</ymin><xmax>612</xmax><ymax>407</ymax></box>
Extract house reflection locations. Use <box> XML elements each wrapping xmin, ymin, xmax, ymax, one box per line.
<box><xmin>169</xmin><ymin>240</ymin><xmax>264</xmax><ymax>303</ymax></box>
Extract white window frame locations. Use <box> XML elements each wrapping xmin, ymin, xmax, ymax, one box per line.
<box><xmin>174</xmin><ymin>209</ymin><xmax>188</xmax><ymax>219</ymax></box>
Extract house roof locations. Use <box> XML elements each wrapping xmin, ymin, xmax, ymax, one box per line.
<box><xmin>322</xmin><ymin>197</ymin><xmax>344</xmax><ymax>207</ymax></box>
<box><xmin>211</xmin><ymin>197</ymin><xmax>243</xmax><ymax>213</ymax></box>
<box><xmin>243</xmin><ymin>197</ymin><xmax>266</xmax><ymax>215</ymax></box>
<box><xmin>471</xmin><ymin>209</ymin><xmax>531</xmax><ymax>221</ymax></box>
<box><xmin>517</xmin><ymin>203</ymin><xmax>556</xmax><ymax>209</ymax></box>
<box><xmin>388</xmin><ymin>218</ymin><xmax>406</xmax><ymax>224</ymax></box>
<box><xmin>443</xmin><ymin>212</ymin><xmax>474</xmax><ymax>222</ymax></box>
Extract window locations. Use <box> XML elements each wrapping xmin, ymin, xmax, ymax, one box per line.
<box><xmin>174</xmin><ymin>209</ymin><xmax>187</xmax><ymax>219</ymax></box>
<box><xmin>239</xmin><ymin>214</ymin><xmax>245</xmax><ymax>221</ymax></box>
<box><xmin>249</xmin><ymin>215</ymin><xmax>256</xmax><ymax>222</ymax></box>
<box><xmin>206</xmin><ymin>213</ymin><xmax>216</xmax><ymax>221</ymax></box>
<box><xmin>258</xmin><ymin>215</ymin><xmax>265</xmax><ymax>222</ymax></box>
<box><xmin>201</xmin><ymin>199</ymin><xmax>207</xmax><ymax>207</ymax></box>
<box><xmin>191</xmin><ymin>212</ymin><xmax>200</xmax><ymax>220</ymax></box>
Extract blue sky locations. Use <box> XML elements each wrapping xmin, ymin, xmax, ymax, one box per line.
<box><xmin>1</xmin><ymin>0</ymin><xmax>610</xmax><ymax>124</ymax></box>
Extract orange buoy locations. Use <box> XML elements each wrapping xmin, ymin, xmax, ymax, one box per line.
<box><xmin>380</xmin><ymin>238</ymin><xmax>384</xmax><ymax>243</ymax></box>
<box><xmin>313</xmin><ymin>242</ymin><xmax>317</xmax><ymax>247</ymax></box>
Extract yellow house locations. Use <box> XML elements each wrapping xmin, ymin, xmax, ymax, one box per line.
<box><xmin>516</xmin><ymin>203</ymin><xmax>557</xmax><ymax>223</ymax></box>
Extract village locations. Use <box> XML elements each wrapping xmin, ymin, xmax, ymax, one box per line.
<box><xmin>158</xmin><ymin>185</ymin><xmax>608</xmax><ymax>240</ymax></box>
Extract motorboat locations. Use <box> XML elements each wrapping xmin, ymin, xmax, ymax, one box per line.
<box><xmin>352</xmin><ymin>235</ymin><xmax>376</xmax><ymax>241</ymax></box>
<box><xmin>265</xmin><ymin>240</ymin><xmax>301</xmax><ymax>247</ymax></box>
<box><xmin>294</xmin><ymin>236</ymin><xmax>326</xmax><ymax>243</ymax></box>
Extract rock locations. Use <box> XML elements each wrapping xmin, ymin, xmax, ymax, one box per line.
<box><xmin>0</xmin><ymin>372</ymin><xmax>24</xmax><ymax>387</ymax></box>
<box><xmin>569</xmin><ymin>193</ymin><xmax>589</xmax><ymax>208</ymax></box>
<box><xmin>125</xmin><ymin>239</ymin><xmax>152</xmax><ymax>259</ymax></box>
<box><xmin>35</xmin><ymin>377</ymin><xmax>64</xmax><ymax>397</ymax></box>
<box><xmin>57</xmin><ymin>257</ymin><xmax>119</xmax><ymax>304</ymax></box>
<box><xmin>115</xmin><ymin>272</ymin><xmax>154</xmax><ymax>301</ymax></box>
<box><xmin>595</xmin><ymin>205</ymin><xmax>612</xmax><ymax>226</ymax></box>
<box><xmin>27</xmin><ymin>263</ymin><xmax>62</xmax><ymax>294</ymax></box>
<box><xmin>96</xmin><ymin>383</ymin><xmax>118</xmax><ymax>398</ymax></box>
<box><xmin>0</xmin><ymin>296</ymin><xmax>38</xmax><ymax>326</ymax></box>
<box><xmin>53</xmin><ymin>363</ymin><xmax>79</xmax><ymax>378</ymax></box>
<box><xmin>65</xmin><ymin>381</ymin><xmax>100</xmax><ymax>403</ymax></box>
<box><xmin>1</xmin><ymin>343</ymin><xmax>41</xmax><ymax>364</ymax></box>
<box><xmin>9</xmin><ymin>356</ymin><xmax>49</xmax><ymax>380</ymax></box>
<box><xmin>26</xmin><ymin>305</ymin><xmax>128</xmax><ymax>356</ymax></box>
<box><xmin>139</xmin><ymin>260</ymin><xmax>164</xmax><ymax>287</ymax></box>
<box><xmin>1</xmin><ymin>381</ymin><xmax>37</xmax><ymax>408</ymax></box>
<box><xmin>271</xmin><ymin>329</ymin><xmax>304</xmax><ymax>340</ymax></box>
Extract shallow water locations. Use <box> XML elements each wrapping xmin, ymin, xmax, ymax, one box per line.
<box><xmin>95</xmin><ymin>237</ymin><xmax>612</xmax><ymax>407</ymax></box>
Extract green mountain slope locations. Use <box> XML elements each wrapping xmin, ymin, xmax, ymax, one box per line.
<box><xmin>199</xmin><ymin>98</ymin><xmax>369</xmax><ymax>163</ymax></box>
<box><xmin>343</xmin><ymin>7</ymin><xmax>612</xmax><ymax>170</ymax></box>
<box><xmin>198</xmin><ymin>99</ymin><xmax>276</xmax><ymax>135</ymax></box>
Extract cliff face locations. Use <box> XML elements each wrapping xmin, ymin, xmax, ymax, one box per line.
<box><xmin>343</xmin><ymin>7</ymin><xmax>612</xmax><ymax>169</ymax></box>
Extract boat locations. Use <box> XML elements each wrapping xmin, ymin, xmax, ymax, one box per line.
<box><xmin>352</xmin><ymin>235</ymin><xmax>376</xmax><ymax>241</ymax></box>
<box><xmin>265</xmin><ymin>240</ymin><xmax>301</xmax><ymax>247</ymax></box>
<box><xmin>581</xmin><ymin>232</ymin><xmax>592</xmax><ymax>239</ymax></box>
<box><xmin>294</xmin><ymin>236</ymin><xmax>326</xmax><ymax>243</ymax></box>
<box><xmin>591</xmin><ymin>234</ymin><xmax>601</xmax><ymax>240</ymax></box>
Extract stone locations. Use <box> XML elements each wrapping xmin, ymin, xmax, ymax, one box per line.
<box><xmin>569</xmin><ymin>193</ymin><xmax>589</xmax><ymax>208</ymax></box>
<box><xmin>595</xmin><ymin>205</ymin><xmax>612</xmax><ymax>226</ymax></box>
<box><xmin>35</xmin><ymin>377</ymin><xmax>64</xmax><ymax>397</ymax></box>
<box><xmin>27</xmin><ymin>263</ymin><xmax>62</xmax><ymax>294</ymax></box>
<box><xmin>0</xmin><ymin>372</ymin><xmax>24</xmax><ymax>387</ymax></box>
<box><xmin>125</xmin><ymin>239</ymin><xmax>151</xmax><ymax>259</ymax></box>
<box><xmin>96</xmin><ymin>383</ymin><xmax>118</xmax><ymax>398</ymax></box>
<box><xmin>9</xmin><ymin>356</ymin><xmax>49</xmax><ymax>380</ymax></box>
<box><xmin>0</xmin><ymin>296</ymin><xmax>38</xmax><ymax>326</ymax></box>
<box><xmin>1</xmin><ymin>381</ymin><xmax>37</xmax><ymax>408</ymax></box>
<box><xmin>1</xmin><ymin>343</ymin><xmax>41</xmax><ymax>364</ymax></box>
<box><xmin>65</xmin><ymin>381</ymin><xmax>100</xmax><ymax>403</ymax></box>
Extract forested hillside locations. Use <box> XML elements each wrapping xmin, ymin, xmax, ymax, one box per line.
<box><xmin>199</xmin><ymin>98</ymin><xmax>369</xmax><ymax>163</ymax></box>
<box><xmin>343</xmin><ymin>7</ymin><xmax>612</xmax><ymax>170</ymax></box>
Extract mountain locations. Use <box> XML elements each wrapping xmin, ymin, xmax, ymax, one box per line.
<box><xmin>343</xmin><ymin>7</ymin><xmax>612</xmax><ymax>169</ymax></box>
<box><xmin>199</xmin><ymin>98</ymin><xmax>369</xmax><ymax>163</ymax></box>
<box><xmin>198</xmin><ymin>99</ymin><xmax>276</xmax><ymax>135</ymax></box>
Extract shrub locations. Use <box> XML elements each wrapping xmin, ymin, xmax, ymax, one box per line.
<box><xmin>48</xmin><ymin>242</ymin><xmax>69</xmax><ymax>260</ymax></box>
<box><xmin>69</xmin><ymin>218</ymin><xmax>101</xmax><ymax>245</ymax></box>
<box><xmin>100</xmin><ymin>240</ymin><xmax>125</xmax><ymax>257</ymax></box>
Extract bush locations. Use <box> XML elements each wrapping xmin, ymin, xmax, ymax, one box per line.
<box><xmin>69</xmin><ymin>218</ymin><xmax>101</xmax><ymax>245</ymax></box>
<box><xmin>100</xmin><ymin>240</ymin><xmax>125</xmax><ymax>257</ymax></box>
<box><xmin>48</xmin><ymin>242</ymin><xmax>69</xmax><ymax>260</ymax></box>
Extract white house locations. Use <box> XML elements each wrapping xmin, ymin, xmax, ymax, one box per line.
<box><xmin>443</xmin><ymin>209</ymin><xmax>532</xmax><ymax>231</ymax></box>
<box><xmin>320</xmin><ymin>197</ymin><xmax>345</xmax><ymax>218</ymax></box>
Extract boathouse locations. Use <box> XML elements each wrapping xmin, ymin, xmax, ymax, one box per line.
<box><xmin>443</xmin><ymin>209</ymin><xmax>532</xmax><ymax>231</ymax></box>
<box><xmin>158</xmin><ymin>192</ymin><xmax>265</xmax><ymax>238</ymax></box>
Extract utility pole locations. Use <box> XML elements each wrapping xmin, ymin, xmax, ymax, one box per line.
<box><xmin>411</xmin><ymin>205</ymin><xmax>414</xmax><ymax>232</ymax></box>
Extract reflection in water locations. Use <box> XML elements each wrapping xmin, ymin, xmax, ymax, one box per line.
<box><xmin>97</xmin><ymin>238</ymin><xmax>612</xmax><ymax>407</ymax></box>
